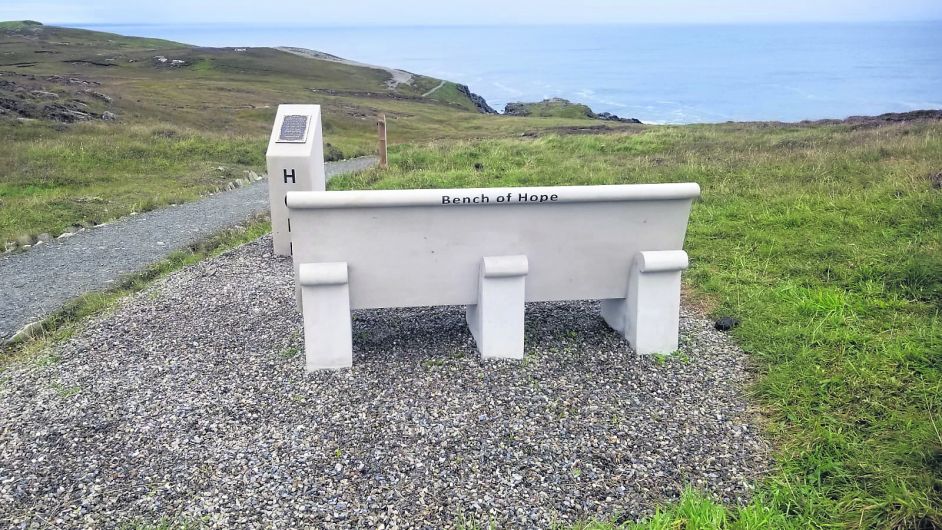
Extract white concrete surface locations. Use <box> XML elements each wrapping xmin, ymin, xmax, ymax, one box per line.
<box><xmin>466</xmin><ymin>255</ymin><xmax>528</xmax><ymax>359</ymax></box>
<box><xmin>287</xmin><ymin>183</ymin><xmax>699</xmax><ymax>367</ymax></box>
<box><xmin>299</xmin><ymin>262</ymin><xmax>353</xmax><ymax>371</ymax></box>
<box><xmin>601</xmin><ymin>250</ymin><xmax>688</xmax><ymax>355</ymax></box>
<box><xmin>286</xmin><ymin>183</ymin><xmax>698</xmax><ymax>308</ymax></box>
<box><xmin>266</xmin><ymin>104</ymin><xmax>326</xmax><ymax>256</ymax></box>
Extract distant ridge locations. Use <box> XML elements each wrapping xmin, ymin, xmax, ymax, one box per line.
<box><xmin>278</xmin><ymin>46</ymin><xmax>415</xmax><ymax>89</ymax></box>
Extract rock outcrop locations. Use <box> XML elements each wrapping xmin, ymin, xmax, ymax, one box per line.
<box><xmin>455</xmin><ymin>84</ymin><xmax>497</xmax><ymax>114</ymax></box>
<box><xmin>0</xmin><ymin>72</ymin><xmax>114</xmax><ymax>123</ymax></box>
<box><xmin>503</xmin><ymin>98</ymin><xmax>641</xmax><ymax>123</ymax></box>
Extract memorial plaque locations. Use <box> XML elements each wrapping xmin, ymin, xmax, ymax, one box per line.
<box><xmin>277</xmin><ymin>114</ymin><xmax>310</xmax><ymax>143</ymax></box>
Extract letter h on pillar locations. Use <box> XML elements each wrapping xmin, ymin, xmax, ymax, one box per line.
<box><xmin>265</xmin><ymin>104</ymin><xmax>326</xmax><ymax>257</ymax></box>
<box><xmin>466</xmin><ymin>255</ymin><xmax>528</xmax><ymax>359</ymax></box>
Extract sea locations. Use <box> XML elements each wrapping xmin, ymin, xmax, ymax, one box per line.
<box><xmin>70</xmin><ymin>22</ymin><xmax>942</xmax><ymax>124</ymax></box>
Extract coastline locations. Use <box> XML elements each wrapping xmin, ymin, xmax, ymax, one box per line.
<box><xmin>277</xmin><ymin>46</ymin><xmax>414</xmax><ymax>89</ymax></box>
<box><xmin>63</xmin><ymin>22</ymin><xmax>941</xmax><ymax>124</ymax></box>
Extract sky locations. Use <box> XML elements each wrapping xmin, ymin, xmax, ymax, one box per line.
<box><xmin>1</xmin><ymin>0</ymin><xmax>941</xmax><ymax>26</ymax></box>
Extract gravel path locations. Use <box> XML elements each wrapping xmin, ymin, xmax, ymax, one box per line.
<box><xmin>0</xmin><ymin>236</ymin><xmax>770</xmax><ymax>528</ymax></box>
<box><xmin>0</xmin><ymin>157</ymin><xmax>377</xmax><ymax>342</ymax></box>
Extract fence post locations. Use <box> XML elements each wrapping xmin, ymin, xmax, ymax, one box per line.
<box><xmin>377</xmin><ymin>113</ymin><xmax>388</xmax><ymax>169</ymax></box>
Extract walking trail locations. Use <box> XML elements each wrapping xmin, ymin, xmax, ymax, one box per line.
<box><xmin>421</xmin><ymin>80</ymin><xmax>447</xmax><ymax>97</ymax></box>
<box><xmin>0</xmin><ymin>156</ymin><xmax>377</xmax><ymax>342</ymax></box>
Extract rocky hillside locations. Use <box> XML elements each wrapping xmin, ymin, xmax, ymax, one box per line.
<box><xmin>0</xmin><ymin>21</ymin><xmax>644</xmax><ymax>247</ymax></box>
<box><xmin>0</xmin><ymin>21</ymin><xmax>494</xmax><ymax>128</ymax></box>
<box><xmin>0</xmin><ymin>21</ymin><xmax>643</xmax><ymax>150</ymax></box>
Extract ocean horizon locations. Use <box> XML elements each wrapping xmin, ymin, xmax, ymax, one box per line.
<box><xmin>69</xmin><ymin>22</ymin><xmax>942</xmax><ymax>124</ymax></box>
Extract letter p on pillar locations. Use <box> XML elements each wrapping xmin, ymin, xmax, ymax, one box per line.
<box><xmin>266</xmin><ymin>104</ymin><xmax>327</xmax><ymax>256</ymax></box>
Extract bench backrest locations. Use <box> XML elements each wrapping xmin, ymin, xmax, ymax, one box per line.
<box><xmin>286</xmin><ymin>183</ymin><xmax>699</xmax><ymax>309</ymax></box>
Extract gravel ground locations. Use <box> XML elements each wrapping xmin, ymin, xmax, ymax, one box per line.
<box><xmin>0</xmin><ymin>156</ymin><xmax>377</xmax><ymax>342</ymax></box>
<box><xmin>0</xmin><ymin>236</ymin><xmax>770</xmax><ymax>529</ymax></box>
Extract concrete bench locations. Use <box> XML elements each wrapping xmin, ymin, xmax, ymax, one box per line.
<box><xmin>285</xmin><ymin>183</ymin><xmax>699</xmax><ymax>371</ymax></box>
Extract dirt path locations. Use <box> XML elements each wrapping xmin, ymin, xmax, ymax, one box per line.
<box><xmin>0</xmin><ymin>156</ymin><xmax>377</xmax><ymax>342</ymax></box>
<box><xmin>422</xmin><ymin>80</ymin><xmax>447</xmax><ymax>97</ymax></box>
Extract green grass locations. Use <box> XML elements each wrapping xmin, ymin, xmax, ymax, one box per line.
<box><xmin>0</xmin><ymin>22</ymin><xmax>635</xmax><ymax>244</ymax></box>
<box><xmin>332</xmin><ymin>121</ymin><xmax>942</xmax><ymax>528</ymax></box>
<box><xmin>455</xmin><ymin>490</ymin><xmax>793</xmax><ymax>529</ymax></box>
<box><xmin>0</xmin><ymin>20</ymin><xmax>43</xmax><ymax>30</ymax></box>
<box><xmin>120</xmin><ymin>517</ymin><xmax>207</xmax><ymax>530</ymax></box>
<box><xmin>50</xmin><ymin>381</ymin><xmax>81</xmax><ymax>398</ymax></box>
<box><xmin>0</xmin><ymin>111</ymin><xmax>621</xmax><ymax>244</ymax></box>
<box><xmin>280</xmin><ymin>345</ymin><xmax>301</xmax><ymax>359</ymax></box>
<box><xmin>0</xmin><ymin>120</ymin><xmax>265</xmax><ymax>242</ymax></box>
<box><xmin>422</xmin><ymin>81</ymin><xmax>480</xmax><ymax>111</ymax></box>
<box><xmin>563</xmin><ymin>490</ymin><xmax>795</xmax><ymax>529</ymax></box>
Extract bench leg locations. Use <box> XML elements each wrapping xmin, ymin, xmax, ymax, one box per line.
<box><xmin>299</xmin><ymin>262</ymin><xmax>353</xmax><ymax>371</ymax></box>
<box><xmin>466</xmin><ymin>255</ymin><xmax>528</xmax><ymax>360</ymax></box>
<box><xmin>602</xmin><ymin>250</ymin><xmax>688</xmax><ymax>355</ymax></box>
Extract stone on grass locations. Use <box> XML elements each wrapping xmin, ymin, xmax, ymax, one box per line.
<box><xmin>714</xmin><ymin>316</ymin><xmax>740</xmax><ymax>331</ymax></box>
<box><xmin>6</xmin><ymin>320</ymin><xmax>43</xmax><ymax>345</ymax></box>
<box><xmin>30</xmin><ymin>90</ymin><xmax>59</xmax><ymax>99</ymax></box>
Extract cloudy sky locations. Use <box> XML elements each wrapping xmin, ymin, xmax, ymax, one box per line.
<box><xmin>2</xmin><ymin>0</ymin><xmax>941</xmax><ymax>25</ymax></box>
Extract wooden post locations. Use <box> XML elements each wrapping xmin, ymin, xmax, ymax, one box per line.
<box><xmin>377</xmin><ymin>113</ymin><xmax>388</xmax><ymax>169</ymax></box>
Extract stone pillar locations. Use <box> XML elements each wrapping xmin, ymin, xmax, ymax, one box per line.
<box><xmin>299</xmin><ymin>262</ymin><xmax>352</xmax><ymax>371</ymax></box>
<box><xmin>601</xmin><ymin>250</ymin><xmax>688</xmax><ymax>355</ymax></box>
<box><xmin>266</xmin><ymin>104</ymin><xmax>326</xmax><ymax>257</ymax></box>
<box><xmin>466</xmin><ymin>255</ymin><xmax>528</xmax><ymax>359</ymax></box>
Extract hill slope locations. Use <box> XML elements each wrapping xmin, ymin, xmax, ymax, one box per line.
<box><xmin>0</xmin><ymin>22</ymin><xmax>639</xmax><ymax>244</ymax></box>
<box><xmin>0</xmin><ymin>22</ymin><xmax>488</xmax><ymax>134</ymax></box>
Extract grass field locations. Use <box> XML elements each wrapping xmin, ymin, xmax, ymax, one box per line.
<box><xmin>0</xmin><ymin>121</ymin><xmax>265</xmax><ymax>242</ymax></box>
<box><xmin>0</xmin><ymin>22</ymin><xmax>633</xmax><ymax>245</ymax></box>
<box><xmin>332</xmin><ymin>121</ymin><xmax>942</xmax><ymax>529</ymax></box>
